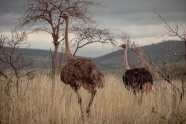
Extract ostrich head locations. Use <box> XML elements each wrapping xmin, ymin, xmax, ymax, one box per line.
<box><xmin>60</xmin><ymin>12</ymin><xmax>69</xmax><ymax>19</ymax></box>
<box><xmin>119</xmin><ymin>44</ymin><xmax>128</xmax><ymax>49</ymax></box>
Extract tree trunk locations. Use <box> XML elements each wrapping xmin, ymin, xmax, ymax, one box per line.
<box><xmin>185</xmin><ymin>42</ymin><xmax>186</xmax><ymax>70</ymax></box>
<box><xmin>51</xmin><ymin>42</ymin><xmax>59</xmax><ymax>103</ymax></box>
<box><xmin>178</xmin><ymin>41</ymin><xmax>186</xmax><ymax>104</ymax></box>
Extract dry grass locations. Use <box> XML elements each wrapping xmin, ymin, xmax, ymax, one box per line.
<box><xmin>0</xmin><ymin>73</ymin><xmax>186</xmax><ymax>124</ymax></box>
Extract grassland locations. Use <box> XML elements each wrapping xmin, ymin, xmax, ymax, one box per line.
<box><xmin>0</xmin><ymin>73</ymin><xmax>186</xmax><ymax>124</ymax></box>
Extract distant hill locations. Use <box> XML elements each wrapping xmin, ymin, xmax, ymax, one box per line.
<box><xmin>4</xmin><ymin>40</ymin><xmax>184</xmax><ymax>70</ymax></box>
<box><xmin>0</xmin><ymin>48</ymin><xmax>58</xmax><ymax>69</ymax></box>
<box><xmin>92</xmin><ymin>41</ymin><xmax>184</xmax><ymax>70</ymax></box>
<box><xmin>18</xmin><ymin>48</ymin><xmax>52</xmax><ymax>57</ymax></box>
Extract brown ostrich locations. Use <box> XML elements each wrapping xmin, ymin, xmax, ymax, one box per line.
<box><xmin>60</xmin><ymin>12</ymin><xmax>105</xmax><ymax>123</ymax></box>
<box><xmin>119</xmin><ymin>44</ymin><xmax>153</xmax><ymax>96</ymax></box>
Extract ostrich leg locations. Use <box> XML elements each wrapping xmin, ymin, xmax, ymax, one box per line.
<box><xmin>139</xmin><ymin>90</ymin><xmax>143</xmax><ymax>105</ymax></box>
<box><xmin>71</xmin><ymin>86</ymin><xmax>85</xmax><ymax>124</ymax></box>
<box><xmin>86</xmin><ymin>89</ymin><xmax>97</xmax><ymax>117</ymax></box>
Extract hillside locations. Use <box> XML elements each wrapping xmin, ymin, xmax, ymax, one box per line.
<box><xmin>93</xmin><ymin>41</ymin><xmax>184</xmax><ymax>70</ymax></box>
<box><xmin>17</xmin><ymin>49</ymin><xmax>54</xmax><ymax>69</ymax></box>
<box><xmin>3</xmin><ymin>40</ymin><xmax>183</xmax><ymax>70</ymax></box>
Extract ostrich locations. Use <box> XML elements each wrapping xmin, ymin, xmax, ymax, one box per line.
<box><xmin>119</xmin><ymin>44</ymin><xmax>153</xmax><ymax>96</ymax></box>
<box><xmin>60</xmin><ymin>12</ymin><xmax>105</xmax><ymax>123</ymax></box>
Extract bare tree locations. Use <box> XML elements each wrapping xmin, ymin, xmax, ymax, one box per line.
<box><xmin>71</xmin><ymin>21</ymin><xmax>116</xmax><ymax>56</ymax></box>
<box><xmin>0</xmin><ymin>31</ymin><xmax>35</xmax><ymax>95</ymax></box>
<box><xmin>156</xmin><ymin>12</ymin><xmax>186</xmax><ymax>102</ymax></box>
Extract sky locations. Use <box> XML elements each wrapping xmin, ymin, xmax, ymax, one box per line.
<box><xmin>0</xmin><ymin>0</ymin><xmax>186</xmax><ymax>57</ymax></box>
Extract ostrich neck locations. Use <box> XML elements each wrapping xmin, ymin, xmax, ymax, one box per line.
<box><xmin>124</xmin><ymin>48</ymin><xmax>130</xmax><ymax>70</ymax></box>
<box><xmin>65</xmin><ymin>18</ymin><xmax>73</xmax><ymax>61</ymax></box>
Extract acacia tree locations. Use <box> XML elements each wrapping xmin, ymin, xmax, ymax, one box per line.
<box><xmin>0</xmin><ymin>31</ymin><xmax>35</xmax><ymax>95</ymax></box>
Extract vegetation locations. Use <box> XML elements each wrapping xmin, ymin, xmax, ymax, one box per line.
<box><xmin>156</xmin><ymin>13</ymin><xmax>186</xmax><ymax>104</ymax></box>
<box><xmin>0</xmin><ymin>31</ymin><xmax>36</xmax><ymax>95</ymax></box>
<box><xmin>160</xmin><ymin>61</ymin><xmax>186</xmax><ymax>80</ymax></box>
<box><xmin>0</xmin><ymin>1</ymin><xmax>185</xmax><ymax>124</ymax></box>
<box><xmin>0</xmin><ymin>73</ymin><xmax>186</xmax><ymax>124</ymax></box>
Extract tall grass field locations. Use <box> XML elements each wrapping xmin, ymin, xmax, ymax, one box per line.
<box><xmin>0</xmin><ymin>73</ymin><xmax>186</xmax><ymax>124</ymax></box>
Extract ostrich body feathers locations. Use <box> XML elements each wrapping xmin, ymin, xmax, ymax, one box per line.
<box><xmin>123</xmin><ymin>68</ymin><xmax>153</xmax><ymax>92</ymax></box>
<box><xmin>60</xmin><ymin>58</ymin><xmax>105</xmax><ymax>90</ymax></box>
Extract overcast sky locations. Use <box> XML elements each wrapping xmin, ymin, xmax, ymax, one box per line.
<box><xmin>0</xmin><ymin>0</ymin><xmax>186</xmax><ymax>57</ymax></box>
